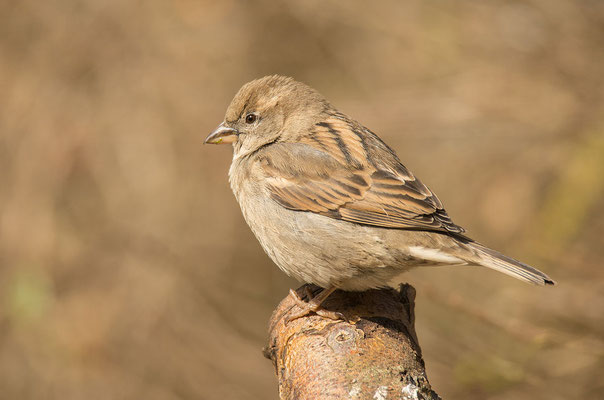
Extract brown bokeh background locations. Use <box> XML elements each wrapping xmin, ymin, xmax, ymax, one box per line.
<box><xmin>1</xmin><ymin>1</ymin><xmax>603</xmax><ymax>399</ymax></box>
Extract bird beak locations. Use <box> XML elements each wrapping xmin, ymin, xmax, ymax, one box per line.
<box><xmin>204</xmin><ymin>122</ymin><xmax>238</xmax><ymax>144</ymax></box>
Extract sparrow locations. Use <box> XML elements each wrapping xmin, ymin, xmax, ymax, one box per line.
<box><xmin>205</xmin><ymin>75</ymin><xmax>554</xmax><ymax>320</ymax></box>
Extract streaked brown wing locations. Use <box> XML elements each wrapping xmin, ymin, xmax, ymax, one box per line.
<box><xmin>260</xmin><ymin>115</ymin><xmax>464</xmax><ymax>234</ymax></box>
<box><xmin>330</xmin><ymin>170</ymin><xmax>463</xmax><ymax>232</ymax></box>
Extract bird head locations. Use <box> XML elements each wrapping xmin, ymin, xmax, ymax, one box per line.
<box><xmin>205</xmin><ymin>75</ymin><xmax>329</xmax><ymax>158</ymax></box>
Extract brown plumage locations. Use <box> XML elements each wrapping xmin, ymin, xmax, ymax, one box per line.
<box><xmin>263</xmin><ymin>113</ymin><xmax>463</xmax><ymax>233</ymax></box>
<box><xmin>205</xmin><ymin>75</ymin><xmax>554</xmax><ymax>320</ymax></box>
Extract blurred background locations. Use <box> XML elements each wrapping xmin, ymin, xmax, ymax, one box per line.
<box><xmin>1</xmin><ymin>0</ymin><xmax>603</xmax><ymax>398</ymax></box>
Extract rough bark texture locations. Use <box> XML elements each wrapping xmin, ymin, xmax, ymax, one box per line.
<box><xmin>264</xmin><ymin>284</ymin><xmax>441</xmax><ymax>400</ymax></box>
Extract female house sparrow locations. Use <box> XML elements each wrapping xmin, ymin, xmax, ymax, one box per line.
<box><xmin>205</xmin><ymin>75</ymin><xmax>554</xmax><ymax>320</ymax></box>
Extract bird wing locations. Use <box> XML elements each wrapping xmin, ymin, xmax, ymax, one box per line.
<box><xmin>259</xmin><ymin>115</ymin><xmax>465</xmax><ymax>234</ymax></box>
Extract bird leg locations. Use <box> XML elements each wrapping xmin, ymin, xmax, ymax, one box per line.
<box><xmin>287</xmin><ymin>286</ymin><xmax>344</xmax><ymax>322</ymax></box>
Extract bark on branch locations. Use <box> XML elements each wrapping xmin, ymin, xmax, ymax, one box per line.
<box><xmin>264</xmin><ymin>284</ymin><xmax>441</xmax><ymax>400</ymax></box>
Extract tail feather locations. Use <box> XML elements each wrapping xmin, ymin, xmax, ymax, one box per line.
<box><xmin>466</xmin><ymin>241</ymin><xmax>555</xmax><ymax>286</ymax></box>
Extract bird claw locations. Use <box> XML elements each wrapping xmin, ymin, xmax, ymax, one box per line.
<box><xmin>286</xmin><ymin>287</ymin><xmax>345</xmax><ymax>323</ymax></box>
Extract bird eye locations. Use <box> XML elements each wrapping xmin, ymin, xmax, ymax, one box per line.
<box><xmin>245</xmin><ymin>113</ymin><xmax>257</xmax><ymax>124</ymax></box>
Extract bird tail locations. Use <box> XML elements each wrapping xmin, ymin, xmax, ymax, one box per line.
<box><xmin>465</xmin><ymin>241</ymin><xmax>555</xmax><ymax>286</ymax></box>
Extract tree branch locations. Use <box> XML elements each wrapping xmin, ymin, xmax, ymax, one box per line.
<box><xmin>264</xmin><ymin>284</ymin><xmax>441</xmax><ymax>399</ymax></box>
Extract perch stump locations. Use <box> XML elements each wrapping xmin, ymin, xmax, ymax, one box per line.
<box><xmin>264</xmin><ymin>283</ymin><xmax>441</xmax><ymax>399</ymax></box>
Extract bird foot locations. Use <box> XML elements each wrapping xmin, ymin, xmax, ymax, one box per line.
<box><xmin>287</xmin><ymin>287</ymin><xmax>345</xmax><ymax>323</ymax></box>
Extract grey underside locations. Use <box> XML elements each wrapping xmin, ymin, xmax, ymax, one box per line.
<box><xmin>238</xmin><ymin>187</ymin><xmax>475</xmax><ymax>290</ymax></box>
